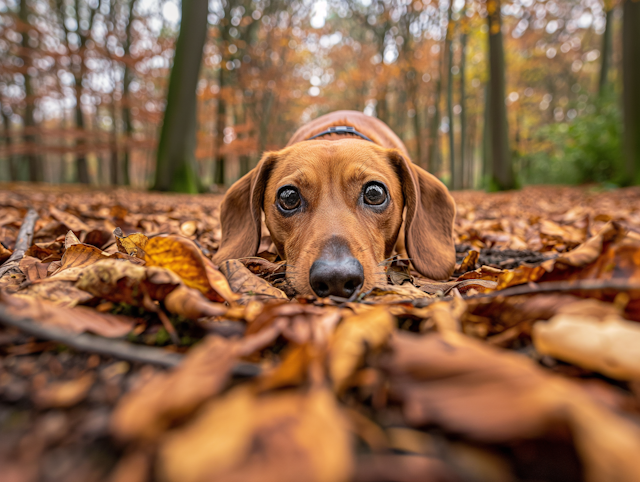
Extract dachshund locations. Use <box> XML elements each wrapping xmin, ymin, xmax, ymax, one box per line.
<box><xmin>212</xmin><ymin>110</ymin><xmax>456</xmax><ymax>298</ymax></box>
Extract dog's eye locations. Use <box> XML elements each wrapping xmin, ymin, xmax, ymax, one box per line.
<box><xmin>363</xmin><ymin>182</ymin><xmax>387</xmax><ymax>206</ymax></box>
<box><xmin>277</xmin><ymin>186</ymin><xmax>301</xmax><ymax>211</ymax></box>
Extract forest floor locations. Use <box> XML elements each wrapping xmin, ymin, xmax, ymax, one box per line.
<box><xmin>1</xmin><ymin>183</ymin><xmax>640</xmax><ymax>482</ymax></box>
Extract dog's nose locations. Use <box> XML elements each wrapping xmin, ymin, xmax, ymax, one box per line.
<box><xmin>309</xmin><ymin>256</ymin><xmax>364</xmax><ymax>298</ymax></box>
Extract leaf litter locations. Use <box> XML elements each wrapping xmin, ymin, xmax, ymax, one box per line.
<box><xmin>1</xmin><ymin>184</ymin><xmax>640</xmax><ymax>481</ymax></box>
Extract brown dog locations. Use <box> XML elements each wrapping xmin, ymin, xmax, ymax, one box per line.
<box><xmin>212</xmin><ymin>110</ymin><xmax>456</xmax><ymax>297</ymax></box>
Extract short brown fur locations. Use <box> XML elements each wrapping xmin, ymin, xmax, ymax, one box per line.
<box><xmin>212</xmin><ymin>110</ymin><xmax>456</xmax><ymax>295</ymax></box>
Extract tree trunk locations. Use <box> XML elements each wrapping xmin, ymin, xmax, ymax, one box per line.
<box><xmin>73</xmin><ymin>0</ymin><xmax>92</xmax><ymax>184</ymax></box>
<box><xmin>487</xmin><ymin>0</ymin><xmax>514</xmax><ymax>190</ymax></box>
<box><xmin>153</xmin><ymin>0</ymin><xmax>209</xmax><ymax>192</ymax></box>
<box><xmin>428</xmin><ymin>79</ymin><xmax>441</xmax><ymax>174</ymax></box>
<box><xmin>120</xmin><ymin>0</ymin><xmax>138</xmax><ymax>186</ymax></box>
<box><xmin>257</xmin><ymin>88</ymin><xmax>275</xmax><ymax>157</ymax></box>
<box><xmin>412</xmin><ymin>98</ymin><xmax>422</xmax><ymax>166</ymax></box>
<box><xmin>445</xmin><ymin>0</ymin><xmax>456</xmax><ymax>189</ymax></box>
<box><xmin>2</xmin><ymin>109</ymin><xmax>18</xmax><ymax>181</ymax></box>
<box><xmin>482</xmin><ymin>83</ymin><xmax>492</xmax><ymax>185</ymax></box>
<box><xmin>19</xmin><ymin>0</ymin><xmax>42</xmax><ymax>182</ymax></box>
<box><xmin>623</xmin><ymin>0</ymin><xmax>640</xmax><ymax>184</ymax></box>
<box><xmin>213</xmin><ymin>66</ymin><xmax>226</xmax><ymax>185</ymax></box>
<box><xmin>109</xmin><ymin>84</ymin><xmax>119</xmax><ymax>185</ymax></box>
<box><xmin>599</xmin><ymin>5</ymin><xmax>614</xmax><ymax>97</ymax></box>
<box><xmin>459</xmin><ymin>5</ymin><xmax>468</xmax><ymax>189</ymax></box>
<box><xmin>74</xmin><ymin>92</ymin><xmax>90</xmax><ymax>184</ymax></box>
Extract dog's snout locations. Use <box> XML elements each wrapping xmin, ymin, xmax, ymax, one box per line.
<box><xmin>309</xmin><ymin>256</ymin><xmax>364</xmax><ymax>299</ymax></box>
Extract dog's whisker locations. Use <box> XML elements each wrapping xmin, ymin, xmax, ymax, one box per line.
<box><xmin>377</xmin><ymin>254</ymin><xmax>401</xmax><ymax>266</ymax></box>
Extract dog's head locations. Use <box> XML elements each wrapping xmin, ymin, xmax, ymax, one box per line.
<box><xmin>212</xmin><ymin>139</ymin><xmax>456</xmax><ymax>297</ymax></box>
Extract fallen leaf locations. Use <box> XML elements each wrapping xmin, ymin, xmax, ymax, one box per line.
<box><xmin>144</xmin><ymin>235</ymin><xmax>236</xmax><ymax>303</ymax></box>
<box><xmin>55</xmin><ymin>242</ymin><xmax>111</xmax><ymax>275</ymax></box>
<box><xmin>219</xmin><ymin>259</ymin><xmax>288</xmax><ymax>303</ymax></box>
<box><xmin>458</xmin><ymin>250</ymin><xmax>479</xmax><ymax>273</ymax></box>
<box><xmin>15</xmin><ymin>279</ymin><xmax>93</xmax><ymax>307</ymax></box>
<box><xmin>50</xmin><ymin>206</ymin><xmax>91</xmax><ymax>232</ymax></box>
<box><xmin>65</xmin><ymin>230</ymin><xmax>81</xmax><ymax>248</ymax></box>
<box><xmin>163</xmin><ymin>285</ymin><xmax>227</xmax><ymax>320</ymax></box>
<box><xmin>111</xmin><ymin>337</ymin><xmax>240</xmax><ymax>442</ymax></box>
<box><xmin>19</xmin><ymin>256</ymin><xmax>49</xmax><ymax>281</ymax></box>
<box><xmin>115</xmin><ymin>228</ymin><xmax>149</xmax><ymax>259</ymax></box>
<box><xmin>0</xmin><ymin>243</ymin><xmax>11</xmax><ymax>264</ymax></box>
<box><xmin>32</xmin><ymin>372</ymin><xmax>95</xmax><ymax>408</ymax></box>
<box><xmin>533</xmin><ymin>313</ymin><xmax>640</xmax><ymax>380</ymax></box>
<box><xmin>354</xmin><ymin>454</ymin><xmax>458</xmax><ymax>482</ymax></box>
<box><xmin>180</xmin><ymin>220</ymin><xmax>198</xmax><ymax>237</ymax></box>
<box><xmin>158</xmin><ymin>387</ymin><xmax>353</xmax><ymax>482</ymax></box>
<box><xmin>381</xmin><ymin>331</ymin><xmax>570</xmax><ymax>442</ymax></box>
<box><xmin>0</xmin><ymin>293</ymin><xmax>134</xmax><ymax>337</ymax></box>
<box><xmin>364</xmin><ymin>284</ymin><xmax>435</xmax><ymax>303</ymax></box>
<box><xmin>75</xmin><ymin>259</ymin><xmax>182</xmax><ymax>305</ymax></box>
<box><xmin>25</xmin><ymin>241</ymin><xmax>63</xmax><ymax>261</ymax></box>
<box><xmin>330</xmin><ymin>307</ymin><xmax>394</xmax><ymax>393</ymax></box>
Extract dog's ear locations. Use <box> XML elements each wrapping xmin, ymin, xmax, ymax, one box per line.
<box><xmin>212</xmin><ymin>153</ymin><xmax>278</xmax><ymax>264</ymax></box>
<box><xmin>388</xmin><ymin>149</ymin><xmax>456</xmax><ymax>280</ymax></box>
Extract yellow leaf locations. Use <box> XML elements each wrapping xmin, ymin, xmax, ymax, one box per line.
<box><xmin>144</xmin><ymin>235</ymin><xmax>236</xmax><ymax>303</ymax></box>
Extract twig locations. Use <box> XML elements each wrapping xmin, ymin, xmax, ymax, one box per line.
<box><xmin>361</xmin><ymin>279</ymin><xmax>640</xmax><ymax>308</ymax></box>
<box><xmin>0</xmin><ymin>307</ymin><xmax>184</xmax><ymax>367</ymax></box>
<box><xmin>0</xmin><ymin>305</ymin><xmax>261</xmax><ymax>377</ymax></box>
<box><xmin>0</xmin><ymin>208</ymin><xmax>39</xmax><ymax>278</ymax></box>
<box><xmin>468</xmin><ymin>279</ymin><xmax>640</xmax><ymax>301</ymax></box>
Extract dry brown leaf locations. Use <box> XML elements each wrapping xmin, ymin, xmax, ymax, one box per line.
<box><xmin>163</xmin><ymin>285</ymin><xmax>227</xmax><ymax>320</ymax></box>
<box><xmin>50</xmin><ymin>206</ymin><xmax>91</xmax><ymax>232</ymax></box>
<box><xmin>364</xmin><ymin>284</ymin><xmax>435</xmax><ymax>303</ymax></box>
<box><xmin>219</xmin><ymin>259</ymin><xmax>288</xmax><ymax>303</ymax></box>
<box><xmin>25</xmin><ymin>242</ymin><xmax>63</xmax><ymax>261</ymax></box>
<box><xmin>19</xmin><ymin>255</ymin><xmax>49</xmax><ymax>281</ymax></box>
<box><xmin>158</xmin><ymin>387</ymin><xmax>353</xmax><ymax>482</ymax></box>
<box><xmin>15</xmin><ymin>279</ymin><xmax>93</xmax><ymax>307</ymax></box>
<box><xmin>32</xmin><ymin>372</ymin><xmax>95</xmax><ymax>408</ymax></box>
<box><xmin>354</xmin><ymin>454</ymin><xmax>458</xmax><ymax>482</ymax></box>
<box><xmin>420</xmin><ymin>297</ymin><xmax>467</xmax><ymax>334</ymax></box>
<box><xmin>55</xmin><ymin>242</ymin><xmax>112</xmax><ymax>275</ymax></box>
<box><xmin>381</xmin><ymin>329</ymin><xmax>640</xmax><ymax>482</ymax></box>
<box><xmin>0</xmin><ymin>243</ymin><xmax>11</xmax><ymax>264</ymax></box>
<box><xmin>144</xmin><ymin>235</ymin><xmax>236</xmax><ymax>303</ymax></box>
<box><xmin>115</xmin><ymin>229</ymin><xmax>149</xmax><ymax>259</ymax></box>
<box><xmin>180</xmin><ymin>220</ymin><xmax>198</xmax><ymax>237</ymax></box>
<box><xmin>65</xmin><ymin>230</ymin><xmax>81</xmax><ymax>247</ymax></box>
<box><xmin>75</xmin><ymin>259</ymin><xmax>182</xmax><ymax>305</ymax></box>
<box><xmin>458</xmin><ymin>250</ymin><xmax>479</xmax><ymax>272</ymax></box>
<box><xmin>496</xmin><ymin>222</ymin><xmax>636</xmax><ymax>290</ymax></box>
<box><xmin>382</xmin><ymin>331</ymin><xmax>570</xmax><ymax>442</ymax></box>
<box><xmin>111</xmin><ymin>337</ymin><xmax>239</xmax><ymax>442</ymax></box>
<box><xmin>0</xmin><ymin>293</ymin><xmax>133</xmax><ymax>337</ymax></box>
<box><xmin>533</xmin><ymin>314</ymin><xmax>640</xmax><ymax>380</ymax></box>
<box><xmin>330</xmin><ymin>307</ymin><xmax>394</xmax><ymax>393</ymax></box>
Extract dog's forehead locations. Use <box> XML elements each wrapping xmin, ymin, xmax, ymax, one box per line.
<box><xmin>269</xmin><ymin>140</ymin><xmax>396</xmax><ymax>187</ymax></box>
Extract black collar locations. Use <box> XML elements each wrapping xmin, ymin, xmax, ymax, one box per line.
<box><xmin>306</xmin><ymin>125</ymin><xmax>374</xmax><ymax>143</ymax></box>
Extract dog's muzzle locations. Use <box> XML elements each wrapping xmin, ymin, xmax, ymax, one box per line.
<box><xmin>308</xmin><ymin>237</ymin><xmax>364</xmax><ymax>299</ymax></box>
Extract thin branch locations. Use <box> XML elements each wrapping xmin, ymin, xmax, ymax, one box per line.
<box><xmin>358</xmin><ymin>279</ymin><xmax>640</xmax><ymax>308</ymax></box>
<box><xmin>0</xmin><ymin>305</ymin><xmax>261</xmax><ymax>377</ymax></box>
<box><xmin>0</xmin><ymin>208</ymin><xmax>38</xmax><ymax>278</ymax></box>
<box><xmin>0</xmin><ymin>308</ymin><xmax>183</xmax><ymax>367</ymax></box>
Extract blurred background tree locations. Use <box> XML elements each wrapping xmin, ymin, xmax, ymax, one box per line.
<box><xmin>0</xmin><ymin>0</ymin><xmax>637</xmax><ymax>191</ymax></box>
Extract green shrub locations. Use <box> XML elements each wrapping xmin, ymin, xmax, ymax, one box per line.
<box><xmin>519</xmin><ymin>96</ymin><xmax>623</xmax><ymax>186</ymax></box>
